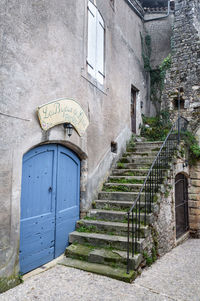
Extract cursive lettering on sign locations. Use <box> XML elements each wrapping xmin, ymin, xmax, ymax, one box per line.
<box><xmin>37</xmin><ymin>99</ymin><xmax>89</xmax><ymax>136</ymax></box>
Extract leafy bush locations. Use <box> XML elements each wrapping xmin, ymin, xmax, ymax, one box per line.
<box><xmin>140</xmin><ymin>111</ymin><xmax>172</xmax><ymax>141</ymax></box>
<box><xmin>182</xmin><ymin>131</ymin><xmax>200</xmax><ymax>165</ymax></box>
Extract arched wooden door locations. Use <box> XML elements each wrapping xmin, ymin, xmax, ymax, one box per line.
<box><xmin>20</xmin><ymin>144</ymin><xmax>80</xmax><ymax>274</ymax></box>
<box><xmin>175</xmin><ymin>173</ymin><xmax>189</xmax><ymax>239</ymax></box>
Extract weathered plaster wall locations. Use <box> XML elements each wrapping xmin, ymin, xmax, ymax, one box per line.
<box><xmin>0</xmin><ymin>0</ymin><xmax>147</xmax><ymax>283</ymax></box>
<box><xmin>145</xmin><ymin>11</ymin><xmax>174</xmax><ymax>69</ymax></box>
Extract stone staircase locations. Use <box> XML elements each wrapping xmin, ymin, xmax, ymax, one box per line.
<box><xmin>60</xmin><ymin>139</ymin><xmax>164</xmax><ymax>282</ymax></box>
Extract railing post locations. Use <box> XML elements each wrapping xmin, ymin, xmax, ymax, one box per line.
<box><xmin>126</xmin><ymin>117</ymin><xmax>180</xmax><ymax>274</ymax></box>
<box><xmin>178</xmin><ymin>117</ymin><xmax>180</xmax><ymax>145</ymax></box>
<box><xmin>127</xmin><ymin>212</ymin><xmax>130</xmax><ymax>274</ymax></box>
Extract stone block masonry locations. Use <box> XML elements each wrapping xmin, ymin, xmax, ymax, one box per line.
<box><xmin>162</xmin><ymin>0</ymin><xmax>200</xmax><ymax>131</ymax></box>
<box><xmin>189</xmin><ymin>163</ymin><xmax>200</xmax><ymax>237</ymax></box>
<box><xmin>160</xmin><ymin>0</ymin><xmax>200</xmax><ymax>237</ymax></box>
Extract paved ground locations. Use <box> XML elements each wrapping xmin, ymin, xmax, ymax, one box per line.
<box><xmin>1</xmin><ymin>238</ymin><xmax>200</xmax><ymax>301</ymax></box>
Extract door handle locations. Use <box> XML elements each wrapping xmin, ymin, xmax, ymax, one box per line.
<box><xmin>48</xmin><ymin>187</ymin><xmax>52</xmax><ymax>192</ymax></box>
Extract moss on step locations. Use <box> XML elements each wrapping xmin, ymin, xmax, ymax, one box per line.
<box><xmin>126</xmin><ymin>147</ymin><xmax>136</xmax><ymax>152</ymax></box>
<box><xmin>0</xmin><ymin>275</ymin><xmax>21</xmax><ymax>294</ymax></box>
<box><xmin>103</xmin><ymin>185</ymin><xmax>139</xmax><ymax>192</ymax></box>
<box><xmin>152</xmin><ymin>147</ymin><xmax>161</xmax><ymax>152</ymax></box>
<box><xmin>109</xmin><ymin>178</ymin><xmax>144</xmax><ymax>184</ymax></box>
<box><xmin>83</xmin><ymin>216</ymin><xmax>98</xmax><ymax>221</ymax></box>
<box><xmin>60</xmin><ymin>258</ymin><xmax>136</xmax><ymax>283</ymax></box>
<box><xmin>76</xmin><ymin>225</ymin><xmax>98</xmax><ymax>233</ymax></box>
<box><xmin>117</xmin><ymin>162</ymin><xmax>125</xmax><ymax>169</ymax></box>
<box><xmin>76</xmin><ymin>224</ymin><xmax>116</xmax><ymax>236</ymax></box>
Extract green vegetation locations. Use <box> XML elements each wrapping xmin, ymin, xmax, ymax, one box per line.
<box><xmin>150</xmin><ymin>54</ymin><xmax>171</xmax><ymax>113</ymax></box>
<box><xmin>126</xmin><ymin>135</ymin><xmax>136</xmax><ymax>152</ymax></box>
<box><xmin>143</xmin><ymin>251</ymin><xmax>153</xmax><ymax>267</ymax></box>
<box><xmin>140</xmin><ymin>111</ymin><xmax>172</xmax><ymax>141</ymax></box>
<box><xmin>109</xmin><ymin>178</ymin><xmax>143</xmax><ymax>184</ymax></box>
<box><xmin>83</xmin><ymin>216</ymin><xmax>97</xmax><ymax>221</ymax></box>
<box><xmin>0</xmin><ymin>275</ymin><xmax>21</xmax><ymax>293</ymax></box>
<box><xmin>103</xmin><ymin>185</ymin><xmax>138</xmax><ymax>192</ymax></box>
<box><xmin>76</xmin><ymin>225</ymin><xmax>97</xmax><ymax>233</ymax></box>
<box><xmin>92</xmin><ymin>201</ymin><xmax>96</xmax><ymax>209</ymax></box>
<box><xmin>182</xmin><ymin>131</ymin><xmax>200</xmax><ymax>165</ymax></box>
<box><xmin>117</xmin><ymin>162</ymin><xmax>125</xmax><ymax>169</ymax></box>
<box><xmin>141</xmin><ymin>32</ymin><xmax>171</xmax><ymax>112</ymax></box>
<box><xmin>141</xmin><ymin>34</ymin><xmax>152</xmax><ymax>72</ymax></box>
<box><xmin>143</xmin><ymin>228</ymin><xmax>158</xmax><ymax>267</ymax></box>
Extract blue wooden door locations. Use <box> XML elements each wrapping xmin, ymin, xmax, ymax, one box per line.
<box><xmin>20</xmin><ymin>144</ymin><xmax>80</xmax><ymax>274</ymax></box>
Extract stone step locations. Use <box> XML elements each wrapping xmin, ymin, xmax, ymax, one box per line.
<box><xmin>108</xmin><ymin>176</ymin><xmax>164</xmax><ymax>185</ymax></box>
<box><xmin>65</xmin><ymin>244</ymin><xmax>143</xmax><ymax>270</ymax></box>
<box><xmin>99</xmin><ymin>191</ymin><xmax>145</xmax><ymax>201</ymax></box>
<box><xmin>112</xmin><ymin>169</ymin><xmax>149</xmax><ymax>176</ymax></box>
<box><xmin>69</xmin><ymin>231</ymin><xmax>145</xmax><ymax>252</ymax></box>
<box><xmin>108</xmin><ymin>176</ymin><xmax>146</xmax><ymax>183</ymax></box>
<box><xmin>94</xmin><ymin>199</ymin><xmax>136</xmax><ymax>210</ymax></box>
<box><xmin>123</xmin><ymin>151</ymin><xmax>158</xmax><ymax>158</ymax></box>
<box><xmin>127</xmin><ymin>143</ymin><xmax>163</xmax><ymax>152</ymax></box>
<box><xmin>103</xmin><ymin>182</ymin><xmax>143</xmax><ymax>192</ymax></box>
<box><xmin>118</xmin><ymin>157</ymin><xmax>156</xmax><ymax>164</ymax></box>
<box><xmin>93</xmin><ymin>200</ymin><xmax>154</xmax><ymax>213</ymax></box>
<box><xmin>59</xmin><ymin>257</ymin><xmax>136</xmax><ymax>283</ymax></box>
<box><xmin>76</xmin><ymin>219</ymin><xmax>149</xmax><ymax>238</ymax></box>
<box><xmin>116</xmin><ymin>163</ymin><xmax>152</xmax><ymax>169</ymax></box>
<box><xmin>135</xmin><ymin>141</ymin><xmax>163</xmax><ymax>146</ymax></box>
<box><xmin>89</xmin><ymin>209</ymin><xmax>153</xmax><ymax>223</ymax></box>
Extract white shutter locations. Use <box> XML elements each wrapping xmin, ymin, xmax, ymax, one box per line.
<box><xmin>87</xmin><ymin>1</ymin><xmax>97</xmax><ymax>78</ymax></box>
<box><xmin>96</xmin><ymin>11</ymin><xmax>105</xmax><ymax>85</ymax></box>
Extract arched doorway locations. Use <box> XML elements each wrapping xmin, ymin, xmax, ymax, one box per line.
<box><xmin>175</xmin><ymin>173</ymin><xmax>189</xmax><ymax>239</ymax></box>
<box><xmin>20</xmin><ymin>144</ymin><xmax>80</xmax><ymax>274</ymax></box>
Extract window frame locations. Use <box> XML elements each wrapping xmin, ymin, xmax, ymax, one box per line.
<box><xmin>86</xmin><ymin>0</ymin><xmax>105</xmax><ymax>86</ymax></box>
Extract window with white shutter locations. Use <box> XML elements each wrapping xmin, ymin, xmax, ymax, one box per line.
<box><xmin>87</xmin><ymin>1</ymin><xmax>105</xmax><ymax>85</ymax></box>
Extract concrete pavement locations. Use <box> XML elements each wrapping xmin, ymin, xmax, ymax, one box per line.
<box><xmin>0</xmin><ymin>238</ymin><xmax>199</xmax><ymax>301</ymax></box>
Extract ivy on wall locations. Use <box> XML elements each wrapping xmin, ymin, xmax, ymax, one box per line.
<box><xmin>182</xmin><ymin>131</ymin><xmax>200</xmax><ymax>165</ymax></box>
<box><xmin>150</xmin><ymin>54</ymin><xmax>171</xmax><ymax>113</ymax></box>
<box><xmin>141</xmin><ymin>32</ymin><xmax>172</xmax><ymax>113</ymax></box>
<box><xmin>141</xmin><ymin>33</ymin><xmax>152</xmax><ymax>72</ymax></box>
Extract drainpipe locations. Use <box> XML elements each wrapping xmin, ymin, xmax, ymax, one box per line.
<box><xmin>125</xmin><ymin>0</ymin><xmax>171</xmax><ymax>22</ymax></box>
<box><xmin>144</xmin><ymin>0</ymin><xmax>171</xmax><ymax>23</ymax></box>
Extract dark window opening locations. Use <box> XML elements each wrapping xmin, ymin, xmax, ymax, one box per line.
<box><xmin>111</xmin><ymin>141</ymin><xmax>118</xmax><ymax>153</ymax></box>
<box><xmin>173</xmin><ymin>97</ymin><xmax>185</xmax><ymax>110</ymax></box>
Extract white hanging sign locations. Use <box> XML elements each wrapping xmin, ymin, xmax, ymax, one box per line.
<box><xmin>37</xmin><ymin>98</ymin><xmax>89</xmax><ymax>136</ymax></box>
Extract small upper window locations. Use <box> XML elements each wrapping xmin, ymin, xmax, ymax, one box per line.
<box><xmin>87</xmin><ymin>1</ymin><xmax>105</xmax><ymax>85</ymax></box>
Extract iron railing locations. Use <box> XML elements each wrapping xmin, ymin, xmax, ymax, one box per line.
<box><xmin>126</xmin><ymin>116</ymin><xmax>188</xmax><ymax>273</ymax></box>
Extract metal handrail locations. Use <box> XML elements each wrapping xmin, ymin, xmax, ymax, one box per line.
<box><xmin>126</xmin><ymin>116</ymin><xmax>188</xmax><ymax>274</ymax></box>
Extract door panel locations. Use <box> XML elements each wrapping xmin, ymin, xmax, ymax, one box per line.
<box><xmin>20</xmin><ymin>144</ymin><xmax>80</xmax><ymax>274</ymax></box>
<box><xmin>175</xmin><ymin>173</ymin><xmax>189</xmax><ymax>239</ymax></box>
<box><xmin>55</xmin><ymin>146</ymin><xmax>80</xmax><ymax>257</ymax></box>
<box><xmin>131</xmin><ymin>87</ymin><xmax>137</xmax><ymax>133</ymax></box>
<box><xmin>20</xmin><ymin>145</ymin><xmax>57</xmax><ymax>274</ymax></box>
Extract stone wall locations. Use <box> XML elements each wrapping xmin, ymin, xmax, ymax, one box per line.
<box><xmin>153</xmin><ymin>146</ymin><xmax>189</xmax><ymax>256</ymax></box>
<box><xmin>144</xmin><ymin>11</ymin><xmax>174</xmax><ymax>69</ymax></box>
<box><xmin>162</xmin><ymin>0</ymin><xmax>200</xmax><ymax>129</ymax></box>
<box><xmin>160</xmin><ymin>0</ymin><xmax>200</xmax><ymax>236</ymax></box>
<box><xmin>188</xmin><ymin>163</ymin><xmax>200</xmax><ymax>238</ymax></box>
<box><xmin>143</xmin><ymin>145</ymin><xmax>189</xmax><ymax>263</ymax></box>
